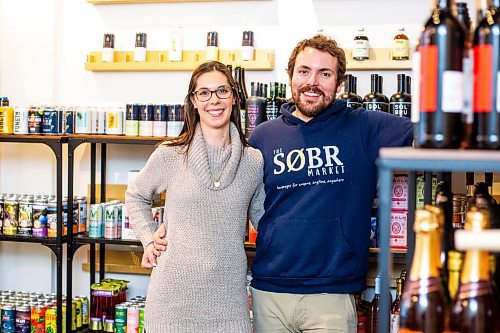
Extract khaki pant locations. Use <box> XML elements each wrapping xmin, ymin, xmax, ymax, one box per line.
<box><xmin>251</xmin><ymin>287</ymin><xmax>357</xmax><ymax>333</ymax></box>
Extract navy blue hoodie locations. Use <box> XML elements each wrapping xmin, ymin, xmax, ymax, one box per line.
<box><xmin>248</xmin><ymin>99</ymin><xmax>413</xmax><ymax>294</ymax></box>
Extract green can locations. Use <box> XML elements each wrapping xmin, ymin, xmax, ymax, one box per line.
<box><xmin>115</xmin><ymin>304</ymin><xmax>127</xmax><ymax>333</ymax></box>
<box><xmin>73</xmin><ymin>297</ymin><xmax>83</xmax><ymax>328</ymax></box>
<box><xmin>77</xmin><ymin>295</ymin><xmax>89</xmax><ymax>325</ymax></box>
<box><xmin>71</xmin><ymin>300</ymin><xmax>77</xmax><ymax>331</ymax></box>
<box><xmin>139</xmin><ymin>304</ymin><xmax>145</xmax><ymax>333</ymax></box>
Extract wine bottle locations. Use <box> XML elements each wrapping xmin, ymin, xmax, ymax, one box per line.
<box><xmin>366</xmin><ymin>274</ymin><xmax>391</xmax><ymax>333</ymax></box>
<box><xmin>450</xmin><ymin>208</ymin><xmax>499</xmax><ymax>333</ymax></box>
<box><xmin>390</xmin><ymin>278</ymin><xmax>404</xmax><ymax>333</ymax></box>
<box><xmin>363</xmin><ymin>74</ymin><xmax>389</xmax><ymax>112</ymax></box>
<box><xmin>266</xmin><ymin>82</ymin><xmax>281</xmax><ymax>120</ymax></box>
<box><xmin>392</xmin><ymin>28</ymin><xmax>410</xmax><ymax>61</ymax></box>
<box><xmin>245</xmin><ymin>82</ymin><xmax>267</xmax><ymax>138</ymax></box>
<box><xmin>472</xmin><ymin>0</ymin><xmax>500</xmax><ymax>149</ymax></box>
<box><xmin>414</xmin><ymin>0</ymin><xmax>466</xmax><ymax>148</ymax></box>
<box><xmin>448</xmin><ymin>250</ymin><xmax>464</xmax><ymax>300</ymax></box>
<box><xmin>355</xmin><ymin>293</ymin><xmax>368</xmax><ymax>333</ymax></box>
<box><xmin>339</xmin><ymin>74</ymin><xmax>363</xmax><ymax>109</ymax></box>
<box><xmin>400</xmin><ymin>208</ymin><xmax>447</xmax><ymax>333</ymax></box>
<box><xmin>390</xmin><ymin>74</ymin><xmax>412</xmax><ymax>118</ymax></box>
<box><xmin>353</xmin><ymin>28</ymin><xmax>370</xmax><ymax>61</ymax></box>
<box><xmin>234</xmin><ymin>66</ymin><xmax>247</xmax><ymax>134</ymax></box>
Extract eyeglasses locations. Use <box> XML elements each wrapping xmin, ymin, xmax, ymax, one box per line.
<box><xmin>192</xmin><ymin>86</ymin><xmax>233</xmax><ymax>102</ymax></box>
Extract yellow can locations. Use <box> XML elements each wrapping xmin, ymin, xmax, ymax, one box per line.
<box><xmin>71</xmin><ymin>299</ymin><xmax>77</xmax><ymax>331</ymax></box>
<box><xmin>74</xmin><ymin>297</ymin><xmax>83</xmax><ymax>328</ymax></box>
<box><xmin>45</xmin><ymin>306</ymin><xmax>58</xmax><ymax>333</ymax></box>
<box><xmin>0</xmin><ymin>106</ymin><xmax>14</xmax><ymax>134</ymax></box>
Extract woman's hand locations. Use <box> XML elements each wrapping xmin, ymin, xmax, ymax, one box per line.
<box><xmin>153</xmin><ymin>223</ymin><xmax>168</xmax><ymax>256</ymax></box>
<box><xmin>141</xmin><ymin>242</ymin><xmax>157</xmax><ymax>268</ymax></box>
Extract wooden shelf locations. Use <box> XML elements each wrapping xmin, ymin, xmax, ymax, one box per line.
<box><xmin>85</xmin><ymin>49</ymin><xmax>274</xmax><ymax>71</ymax></box>
<box><xmin>345</xmin><ymin>48</ymin><xmax>412</xmax><ymax>71</ymax></box>
<box><xmin>88</xmin><ymin>0</ymin><xmax>270</xmax><ymax>3</ymax></box>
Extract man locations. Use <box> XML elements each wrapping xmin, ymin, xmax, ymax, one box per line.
<box><xmin>246</xmin><ymin>34</ymin><xmax>412</xmax><ymax>332</ymax></box>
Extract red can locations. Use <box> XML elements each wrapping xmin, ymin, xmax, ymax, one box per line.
<box><xmin>31</xmin><ymin>304</ymin><xmax>46</xmax><ymax>333</ymax></box>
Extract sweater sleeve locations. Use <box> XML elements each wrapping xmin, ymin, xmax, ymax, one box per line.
<box><xmin>248</xmin><ymin>181</ymin><xmax>265</xmax><ymax>231</ymax></box>
<box><xmin>125</xmin><ymin>146</ymin><xmax>170</xmax><ymax>249</ymax></box>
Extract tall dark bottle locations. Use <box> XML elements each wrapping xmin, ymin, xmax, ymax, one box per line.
<box><xmin>472</xmin><ymin>0</ymin><xmax>500</xmax><ymax>149</ymax></box>
<box><xmin>414</xmin><ymin>0</ymin><xmax>466</xmax><ymax>148</ymax></box>
<box><xmin>450</xmin><ymin>208</ymin><xmax>499</xmax><ymax>333</ymax></box>
<box><xmin>366</xmin><ymin>274</ymin><xmax>391</xmax><ymax>333</ymax></box>
<box><xmin>234</xmin><ymin>66</ymin><xmax>248</xmax><ymax>134</ymax></box>
<box><xmin>245</xmin><ymin>82</ymin><xmax>267</xmax><ymax>138</ymax></box>
<box><xmin>363</xmin><ymin>74</ymin><xmax>389</xmax><ymax>112</ymax></box>
<box><xmin>390</xmin><ymin>74</ymin><xmax>412</xmax><ymax>118</ymax></box>
<box><xmin>266</xmin><ymin>82</ymin><xmax>281</xmax><ymax>120</ymax></box>
<box><xmin>338</xmin><ymin>74</ymin><xmax>362</xmax><ymax>109</ymax></box>
<box><xmin>399</xmin><ymin>208</ymin><xmax>447</xmax><ymax>333</ymax></box>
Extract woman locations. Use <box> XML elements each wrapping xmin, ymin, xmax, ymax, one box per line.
<box><xmin>125</xmin><ymin>61</ymin><xmax>264</xmax><ymax>333</ymax></box>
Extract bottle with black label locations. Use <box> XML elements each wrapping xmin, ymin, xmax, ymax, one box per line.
<box><xmin>339</xmin><ymin>74</ymin><xmax>362</xmax><ymax>109</ymax></box>
<box><xmin>245</xmin><ymin>82</ymin><xmax>267</xmax><ymax>138</ymax></box>
<box><xmin>266</xmin><ymin>82</ymin><xmax>281</xmax><ymax>120</ymax></box>
<box><xmin>234</xmin><ymin>66</ymin><xmax>247</xmax><ymax>134</ymax></box>
<box><xmin>353</xmin><ymin>28</ymin><xmax>370</xmax><ymax>61</ymax></box>
<box><xmin>390</xmin><ymin>74</ymin><xmax>412</xmax><ymax>118</ymax></box>
<box><xmin>414</xmin><ymin>0</ymin><xmax>465</xmax><ymax>148</ymax></box>
<box><xmin>363</xmin><ymin>74</ymin><xmax>389</xmax><ymax>112</ymax></box>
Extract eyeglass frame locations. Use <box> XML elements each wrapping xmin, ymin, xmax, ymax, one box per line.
<box><xmin>190</xmin><ymin>85</ymin><xmax>235</xmax><ymax>102</ymax></box>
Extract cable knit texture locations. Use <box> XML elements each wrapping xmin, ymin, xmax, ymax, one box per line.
<box><xmin>125</xmin><ymin>123</ymin><xmax>265</xmax><ymax>333</ymax></box>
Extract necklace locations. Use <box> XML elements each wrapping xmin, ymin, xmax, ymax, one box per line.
<box><xmin>213</xmin><ymin>150</ymin><xmax>231</xmax><ymax>188</ymax></box>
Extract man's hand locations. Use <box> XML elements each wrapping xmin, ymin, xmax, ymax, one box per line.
<box><xmin>153</xmin><ymin>223</ymin><xmax>168</xmax><ymax>257</ymax></box>
<box><xmin>142</xmin><ymin>242</ymin><xmax>157</xmax><ymax>268</ymax></box>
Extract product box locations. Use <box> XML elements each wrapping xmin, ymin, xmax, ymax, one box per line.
<box><xmin>390</xmin><ymin>210</ymin><xmax>408</xmax><ymax>249</ymax></box>
<box><xmin>392</xmin><ymin>174</ymin><xmax>408</xmax><ymax>211</ymax></box>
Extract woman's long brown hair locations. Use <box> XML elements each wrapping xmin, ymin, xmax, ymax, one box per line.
<box><xmin>163</xmin><ymin>61</ymin><xmax>248</xmax><ymax>156</ymax></box>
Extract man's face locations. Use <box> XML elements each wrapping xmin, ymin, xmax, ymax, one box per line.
<box><xmin>290</xmin><ymin>47</ymin><xmax>341</xmax><ymax>121</ymax></box>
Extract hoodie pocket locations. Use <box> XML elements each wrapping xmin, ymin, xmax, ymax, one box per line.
<box><xmin>256</xmin><ymin>217</ymin><xmax>359</xmax><ymax>279</ymax></box>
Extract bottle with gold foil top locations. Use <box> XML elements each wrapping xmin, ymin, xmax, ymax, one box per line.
<box><xmin>448</xmin><ymin>250</ymin><xmax>464</xmax><ymax>300</ymax></box>
<box><xmin>390</xmin><ymin>278</ymin><xmax>404</xmax><ymax>333</ymax></box>
<box><xmin>450</xmin><ymin>207</ymin><xmax>499</xmax><ymax>333</ymax></box>
<box><xmin>399</xmin><ymin>208</ymin><xmax>446</xmax><ymax>333</ymax></box>
<box><xmin>392</xmin><ymin>28</ymin><xmax>410</xmax><ymax>60</ymax></box>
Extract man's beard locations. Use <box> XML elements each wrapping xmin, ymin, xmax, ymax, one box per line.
<box><xmin>293</xmin><ymin>86</ymin><xmax>334</xmax><ymax>118</ymax></box>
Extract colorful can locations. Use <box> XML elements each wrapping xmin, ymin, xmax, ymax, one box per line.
<box><xmin>3</xmin><ymin>198</ymin><xmax>19</xmax><ymax>235</ymax></box>
<box><xmin>104</xmin><ymin>204</ymin><xmax>118</xmax><ymax>239</ymax></box>
<box><xmin>105</xmin><ymin>107</ymin><xmax>124</xmax><ymax>135</ymax></box>
<box><xmin>14</xmin><ymin>107</ymin><xmax>29</xmax><ymax>135</ymax></box>
<box><xmin>75</xmin><ymin>107</ymin><xmax>91</xmax><ymax>134</ymax></box>
<box><xmin>0</xmin><ymin>106</ymin><xmax>14</xmax><ymax>134</ymax></box>
<box><xmin>91</xmin><ymin>107</ymin><xmax>105</xmax><ymax>134</ymax></box>
<box><xmin>139</xmin><ymin>104</ymin><xmax>154</xmax><ymax>137</ymax></box>
<box><xmin>32</xmin><ymin>198</ymin><xmax>48</xmax><ymax>237</ymax></box>
<box><xmin>45</xmin><ymin>306</ymin><xmax>57</xmax><ymax>333</ymax></box>
<box><xmin>31</xmin><ymin>304</ymin><xmax>46</xmax><ymax>333</ymax></box>
<box><xmin>0</xmin><ymin>194</ymin><xmax>5</xmax><ymax>234</ymax></box>
<box><xmin>73</xmin><ymin>298</ymin><xmax>82</xmax><ymax>328</ymax></box>
<box><xmin>153</xmin><ymin>104</ymin><xmax>167</xmax><ymax>137</ymax></box>
<box><xmin>138</xmin><ymin>304</ymin><xmax>145</xmax><ymax>333</ymax></box>
<box><xmin>1</xmin><ymin>96</ymin><xmax>10</xmax><ymax>106</ymax></box>
<box><xmin>18</xmin><ymin>198</ymin><xmax>33</xmax><ymax>235</ymax></box>
<box><xmin>28</xmin><ymin>107</ymin><xmax>44</xmax><ymax>134</ymax></box>
<box><xmin>47</xmin><ymin>199</ymin><xmax>58</xmax><ymax>238</ymax></box>
<box><xmin>115</xmin><ymin>304</ymin><xmax>127</xmax><ymax>333</ymax></box>
<box><xmin>125</xmin><ymin>104</ymin><xmax>140</xmax><ymax>136</ymax></box>
<box><xmin>1</xmin><ymin>304</ymin><xmax>16</xmax><ymax>333</ymax></box>
<box><xmin>76</xmin><ymin>295</ymin><xmax>89</xmax><ymax>325</ymax></box>
<box><xmin>89</xmin><ymin>204</ymin><xmax>103</xmax><ymax>238</ymax></box>
<box><xmin>127</xmin><ymin>305</ymin><xmax>139</xmax><ymax>333</ymax></box>
<box><xmin>75</xmin><ymin>196</ymin><xmax>87</xmax><ymax>233</ymax></box>
<box><xmin>42</xmin><ymin>109</ymin><xmax>62</xmax><ymax>135</ymax></box>
<box><xmin>63</xmin><ymin>108</ymin><xmax>74</xmax><ymax>134</ymax></box>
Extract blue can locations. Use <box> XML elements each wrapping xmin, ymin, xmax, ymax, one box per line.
<box><xmin>1</xmin><ymin>304</ymin><xmax>16</xmax><ymax>333</ymax></box>
<box><xmin>15</xmin><ymin>305</ymin><xmax>30</xmax><ymax>333</ymax></box>
<box><xmin>42</xmin><ymin>109</ymin><xmax>62</xmax><ymax>134</ymax></box>
<box><xmin>89</xmin><ymin>204</ymin><xmax>104</xmax><ymax>238</ymax></box>
<box><xmin>64</xmin><ymin>108</ymin><xmax>74</xmax><ymax>134</ymax></box>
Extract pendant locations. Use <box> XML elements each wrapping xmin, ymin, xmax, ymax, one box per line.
<box><xmin>214</xmin><ymin>180</ymin><xmax>220</xmax><ymax>188</ymax></box>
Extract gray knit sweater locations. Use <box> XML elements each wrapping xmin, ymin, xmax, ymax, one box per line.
<box><xmin>125</xmin><ymin>123</ymin><xmax>265</xmax><ymax>333</ymax></box>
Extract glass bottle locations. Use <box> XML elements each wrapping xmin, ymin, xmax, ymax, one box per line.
<box><xmin>390</xmin><ymin>74</ymin><xmax>412</xmax><ymax>118</ymax></box>
<box><xmin>399</xmin><ymin>208</ymin><xmax>447</xmax><ymax>333</ymax></box>
<box><xmin>392</xmin><ymin>28</ymin><xmax>410</xmax><ymax>60</ymax></box>
<box><xmin>245</xmin><ymin>82</ymin><xmax>267</xmax><ymax>138</ymax></box>
<box><xmin>266</xmin><ymin>82</ymin><xmax>281</xmax><ymax>120</ymax></box>
<box><xmin>366</xmin><ymin>274</ymin><xmax>391</xmax><ymax>333</ymax></box>
<box><xmin>234</xmin><ymin>66</ymin><xmax>247</xmax><ymax>134</ymax></box>
<box><xmin>354</xmin><ymin>293</ymin><xmax>368</xmax><ymax>333</ymax></box>
<box><xmin>390</xmin><ymin>278</ymin><xmax>404</xmax><ymax>333</ymax></box>
<box><xmin>448</xmin><ymin>250</ymin><xmax>464</xmax><ymax>300</ymax></box>
<box><xmin>414</xmin><ymin>0</ymin><xmax>466</xmax><ymax>148</ymax></box>
<box><xmin>338</xmin><ymin>74</ymin><xmax>363</xmax><ymax>110</ymax></box>
<box><xmin>353</xmin><ymin>28</ymin><xmax>370</xmax><ymax>61</ymax></box>
<box><xmin>450</xmin><ymin>208</ymin><xmax>499</xmax><ymax>333</ymax></box>
<box><xmin>363</xmin><ymin>74</ymin><xmax>389</xmax><ymax>112</ymax></box>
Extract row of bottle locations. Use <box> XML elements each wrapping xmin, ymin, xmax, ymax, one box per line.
<box><xmin>352</xmin><ymin>27</ymin><xmax>410</xmax><ymax>61</ymax></box>
<box><xmin>338</xmin><ymin>73</ymin><xmax>411</xmax><ymax>117</ymax></box>
<box><xmin>413</xmin><ymin>0</ymin><xmax>500</xmax><ymax>149</ymax></box>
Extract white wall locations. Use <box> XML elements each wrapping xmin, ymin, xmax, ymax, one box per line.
<box><xmin>0</xmin><ymin>0</ymin><xmax>480</xmax><ymax>297</ymax></box>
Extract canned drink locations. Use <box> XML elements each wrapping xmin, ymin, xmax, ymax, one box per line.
<box><xmin>76</xmin><ymin>295</ymin><xmax>89</xmax><ymax>325</ymax></box>
<box><xmin>63</xmin><ymin>108</ymin><xmax>74</xmax><ymax>134</ymax></box>
<box><xmin>74</xmin><ymin>297</ymin><xmax>82</xmax><ymax>328</ymax></box>
<box><xmin>43</xmin><ymin>109</ymin><xmax>62</xmax><ymax>135</ymax></box>
<box><xmin>91</xmin><ymin>107</ymin><xmax>106</xmax><ymax>134</ymax></box>
<box><xmin>75</xmin><ymin>107</ymin><xmax>92</xmax><ymax>134</ymax></box>
<box><xmin>0</xmin><ymin>106</ymin><xmax>14</xmax><ymax>134</ymax></box>
<box><xmin>139</xmin><ymin>305</ymin><xmax>145</xmax><ymax>333</ymax></box>
<box><xmin>14</xmin><ymin>107</ymin><xmax>29</xmax><ymax>135</ymax></box>
<box><xmin>1</xmin><ymin>304</ymin><xmax>16</xmax><ymax>333</ymax></box>
<box><xmin>3</xmin><ymin>198</ymin><xmax>19</xmax><ymax>235</ymax></box>
<box><xmin>76</xmin><ymin>196</ymin><xmax>87</xmax><ymax>233</ymax></box>
<box><xmin>104</xmin><ymin>204</ymin><xmax>118</xmax><ymax>239</ymax></box>
<box><xmin>115</xmin><ymin>304</ymin><xmax>127</xmax><ymax>333</ymax></box>
<box><xmin>167</xmin><ymin>104</ymin><xmax>184</xmax><ymax>137</ymax></box>
<box><xmin>31</xmin><ymin>304</ymin><xmax>46</xmax><ymax>333</ymax></box>
<box><xmin>125</xmin><ymin>104</ymin><xmax>140</xmax><ymax>136</ymax></box>
<box><xmin>45</xmin><ymin>306</ymin><xmax>57</xmax><ymax>333</ymax></box>
<box><xmin>151</xmin><ymin>207</ymin><xmax>163</xmax><ymax>225</ymax></box>
<box><xmin>32</xmin><ymin>198</ymin><xmax>48</xmax><ymax>237</ymax></box>
<box><xmin>116</xmin><ymin>204</ymin><xmax>123</xmax><ymax>239</ymax></box>
<box><xmin>28</xmin><ymin>107</ymin><xmax>44</xmax><ymax>134</ymax></box>
<box><xmin>139</xmin><ymin>104</ymin><xmax>154</xmax><ymax>137</ymax></box>
<box><xmin>105</xmin><ymin>106</ymin><xmax>124</xmax><ymax>135</ymax></box>
<box><xmin>127</xmin><ymin>305</ymin><xmax>139</xmax><ymax>333</ymax></box>
<box><xmin>1</xmin><ymin>96</ymin><xmax>10</xmax><ymax>106</ymax></box>
<box><xmin>0</xmin><ymin>194</ymin><xmax>5</xmax><ymax>234</ymax></box>
<box><xmin>47</xmin><ymin>198</ymin><xmax>58</xmax><ymax>238</ymax></box>
<box><xmin>153</xmin><ymin>104</ymin><xmax>167</xmax><ymax>137</ymax></box>
<box><xmin>18</xmin><ymin>198</ymin><xmax>33</xmax><ymax>235</ymax></box>
<box><xmin>89</xmin><ymin>204</ymin><xmax>103</xmax><ymax>238</ymax></box>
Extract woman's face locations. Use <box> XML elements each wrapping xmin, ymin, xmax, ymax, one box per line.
<box><xmin>191</xmin><ymin>70</ymin><xmax>234</xmax><ymax>132</ymax></box>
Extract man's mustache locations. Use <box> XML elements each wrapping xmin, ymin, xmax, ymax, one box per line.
<box><xmin>298</xmin><ymin>86</ymin><xmax>324</xmax><ymax>96</ymax></box>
